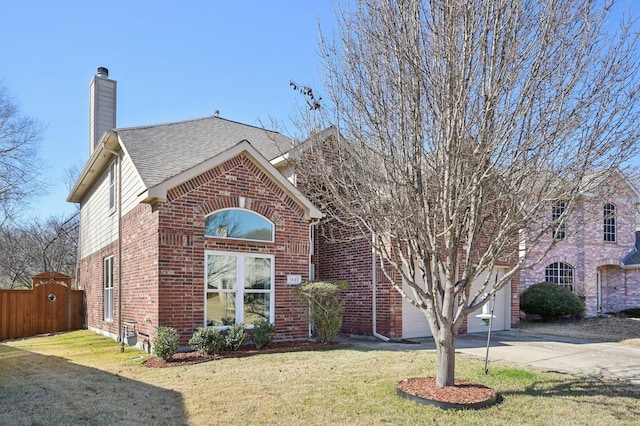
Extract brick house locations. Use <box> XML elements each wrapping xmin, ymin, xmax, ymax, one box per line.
<box><xmin>68</xmin><ymin>68</ymin><xmax>520</xmax><ymax>348</ymax></box>
<box><xmin>68</xmin><ymin>68</ymin><xmax>323</xmax><ymax>348</ymax></box>
<box><xmin>520</xmin><ymin>171</ymin><xmax>640</xmax><ymax>316</ymax></box>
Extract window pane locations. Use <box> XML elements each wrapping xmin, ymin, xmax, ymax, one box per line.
<box><xmin>244</xmin><ymin>293</ymin><xmax>270</xmax><ymax>324</ymax></box>
<box><xmin>206</xmin><ymin>293</ymin><xmax>236</xmax><ymax>326</ymax></box>
<box><xmin>205</xmin><ymin>209</ymin><xmax>273</xmax><ymax>241</ymax></box>
<box><xmin>207</xmin><ymin>255</ymin><xmax>237</xmax><ymax>290</ymax></box>
<box><xmin>245</xmin><ymin>257</ymin><xmax>271</xmax><ymax>290</ymax></box>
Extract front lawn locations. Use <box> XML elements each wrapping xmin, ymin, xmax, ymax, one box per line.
<box><xmin>1</xmin><ymin>331</ymin><xmax>638</xmax><ymax>425</ymax></box>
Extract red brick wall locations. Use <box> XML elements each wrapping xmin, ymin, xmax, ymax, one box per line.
<box><xmin>80</xmin><ymin>241</ymin><xmax>119</xmax><ymax>338</ymax></box>
<box><xmin>81</xmin><ymin>153</ymin><xmax>314</xmax><ymax>347</ymax></box>
<box><xmin>157</xmin><ymin>154</ymin><xmax>312</xmax><ymax>344</ymax></box>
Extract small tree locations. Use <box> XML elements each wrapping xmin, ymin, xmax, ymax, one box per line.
<box><xmin>297</xmin><ymin>280</ymin><xmax>348</xmax><ymax>343</ymax></box>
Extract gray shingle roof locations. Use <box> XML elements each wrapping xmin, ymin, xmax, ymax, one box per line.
<box><xmin>622</xmin><ymin>231</ymin><xmax>640</xmax><ymax>266</ymax></box>
<box><xmin>116</xmin><ymin>115</ymin><xmax>294</xmax><ymax>188</ymax></box>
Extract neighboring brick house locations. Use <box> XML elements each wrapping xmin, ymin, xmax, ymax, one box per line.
<box><xmin>69</xmin><ymin>68</ymin><xmax>520</xmax><ymax>348</ymax></box>
<box><xmin>520</xmin><ymin>171</ymin><xmax>640</xmax><ymax>316</ymax></box>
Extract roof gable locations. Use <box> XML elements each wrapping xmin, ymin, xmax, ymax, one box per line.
<box><xmin>117</xmin><ymin>115</ymin><xmax>294</xmax><ymax>188</ymax></box>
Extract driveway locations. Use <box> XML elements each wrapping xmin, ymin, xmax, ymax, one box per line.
<box><xmin>348</xmin><ymin>331</ymin><xmax>640</xmax><ymax>384</ymax></box>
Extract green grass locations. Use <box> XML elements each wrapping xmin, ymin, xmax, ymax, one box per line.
<box><xmin>2</xmin><ymin>330</ymin><xmax>639</xmax><ymax>425</ymax></box>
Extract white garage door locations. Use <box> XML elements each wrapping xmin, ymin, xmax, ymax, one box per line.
<box><xmin>466</xmin><ymin>268</ymin><xmax>511</xmax><ymax>333</ymax></box>
<box><xmin>401</xmin><ymin>268</ymin><xmax>511</xmax><ymax>338</ymax></box>
<box><xmin>401</xmin><ymin>272</ymin><xmax>432</xmax><ymax>339</ymax></box>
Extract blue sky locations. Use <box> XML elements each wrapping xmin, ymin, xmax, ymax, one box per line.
<box><xmin>1</xmin><ymin>1</ymin><xmax>638</xmax><ymax>220</ymax></box>
<box><xmin>0</xmin><ymin>1</ymin><xmax>335</xmax><ymax>219</ymax></box>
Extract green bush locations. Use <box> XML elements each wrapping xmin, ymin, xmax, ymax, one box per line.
<box><xmin>153</xmin><ymin>326</ymin><xmax>180</xmax><ymax>361</ymax></box>
<box><xmin>618</xmin><ymin>307</ymin><xmax>640</xmax><ymax>318</ymax></box>
<box><xmin>189</xmin><ymin>326</ymin><xmax>224</xmax><ymax>355</ymax></box>
<box><xmin>223</xmin><ymin>323</ymin><xmax>246</xmax><ymax>351</ymax></box>
<box><xmin>297</xmin><ymin>280</ymin><xmax>348</xmax><ymax>343</ymax></box>
<box><xmin>520</xmin><ymin>282</ymin><xmax>585</xmax><ymax>321</ymax></box>
<box><xmin>252</xmin><ymin>319</ymin><xmax>276</xmax><ymax>349</ymax></box>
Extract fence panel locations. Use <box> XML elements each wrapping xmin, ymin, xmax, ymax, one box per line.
<box><xmin>0</xmin><ymin>282</ymin><xmax>85</xmax><ymax>341</ymax></box>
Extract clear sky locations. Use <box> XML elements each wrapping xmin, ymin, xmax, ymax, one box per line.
<box><xmin>1</xmin><ymin>1</ymin><xmax>638</xmax><ymax>221</ymax></box>
<box><xmin>0</xmin><ymin>1</ymin><xmax>336</xmax><ymax>220</ymax></box>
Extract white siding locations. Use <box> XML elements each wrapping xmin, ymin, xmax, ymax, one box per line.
<box><xmin>78</xmin><ymin>162</ymin><xmax>119</xmax><ymax>258</ymax></box>
<box><xmin>120</xmin><ymin>152</ymin><xmax>146</xmax><ymax>215</ymax></box>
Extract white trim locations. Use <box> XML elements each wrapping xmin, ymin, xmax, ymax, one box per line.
<box><xmin>204</xmin><ymin>250</ymin><xmax>275</xmax><ymax>327</ymax></box>
<box><xmin>204</xmin><ymin>208</ymin><xmax>275</xmax><ymax>243</ymax></box>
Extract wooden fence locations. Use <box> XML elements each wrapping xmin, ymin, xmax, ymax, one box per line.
<box><xmin>0</xmin><ymin>272</ymin><xmax>85</xmax><ymax>341</ymax></box>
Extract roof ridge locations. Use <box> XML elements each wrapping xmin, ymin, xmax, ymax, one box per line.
<box><xmin>115</xmin><ymin>114</ymin><xmax>285</xmax><ymax>136</ymax></box>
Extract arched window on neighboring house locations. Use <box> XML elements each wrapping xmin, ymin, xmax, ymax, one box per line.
<box><xmin>204</xmin><ymin>209</ymin><xmax>274</xmax><ymax>242</ymax></box>
<box><xmin>603</xmin><ymin>203</ymin><xmax>616</xmax><ymax>242</ymax></box>
<box><xmin>545</xmin><ymin>262</ymin><xmax>574</xmax><ymax>292</ymax></box>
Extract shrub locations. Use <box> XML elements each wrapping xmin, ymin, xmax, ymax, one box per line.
<box><xmin>153</xmin><ymin>326</ymin><xmax>180</xmax><ymax>361</ymax></box>
<box><xmin>297</xmin><ymin>280</ymin><xmax>348</xmax><ymax>343</ymax></box>
<box><xmin>618</xmin><ymin>307</ymin><xmax>640</xmax><ymax>318</ymax></box>
<box><xmin>252</xmin><ymin>319</ymin><xmax>276</xmax><ymax>349</ymax></box>
<box><xmin>223</xmin><ymin>323</ymin><xmax>246</xmax><ymax>351</ymax></box>
<box><xmin>189</xmin><ymin>327</ymin><xmax>224</xmax><ymax>355</ymax></box>
<box><xmin>520</xmin><ymin>282</ymin><xmax>585</xmax><ymax>321</ymax></box>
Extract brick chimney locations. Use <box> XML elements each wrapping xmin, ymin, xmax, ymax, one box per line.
<box><xmin>89</xmin><ymin>66</ymin><xmax>117</xmax><ymax>154</ymax></box>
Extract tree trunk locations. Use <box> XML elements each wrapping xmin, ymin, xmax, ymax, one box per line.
<box><xmin>435</xmin><ymin>330</ymin><xmax>457</xmax><ymax>387</ymax></box>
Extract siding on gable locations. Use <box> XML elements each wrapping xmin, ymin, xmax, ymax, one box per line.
<box><xmin>119</xmin><ymin>151</ymin><xmax>147</xmax><ymax>215</ymax></box>
<box><xmin>78</xmin><ymin>163</ymin><xmax>119</xmax><ymax>259</ymax></box>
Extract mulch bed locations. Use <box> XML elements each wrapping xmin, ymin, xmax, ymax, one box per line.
<box><xmin>142</xmin><ymin>340</ymin><xmax>348</xmax><ymax>368</ymax></box>
<box><xmin>397</xmin><ymin>377</ymin><xmax>498</xmax><ymax>410</ymax></box>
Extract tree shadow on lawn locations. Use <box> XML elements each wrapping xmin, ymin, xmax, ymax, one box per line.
<box><xmin>0</xmin><ymin>344</ymin><xmax>186</xmax><ymax>425</ymax></box>
<box><xmin>501</xmin><ymin>373</ymin><xmax>640</xmax><ymax>418</ymax></box>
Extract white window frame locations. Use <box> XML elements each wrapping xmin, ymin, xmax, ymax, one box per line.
<box><xmin>204</xmin><ymin>208</ymin><xmax>274</xmax><ymax>243</ymax></box>
<box><xmin>604</xmin><ymin>203</ymin><xmax>616</xmax><ymax>242</ymax></box>
<box><xmin>545</xmin><ymin>262</ymin><xmax>574</xmax><ymax>292</ymax></box>
<box><xmin>552</xmin><ymin>201</ymin><xmax>566</xmax><ymax>240</ymax></box>
<box><xmin>104</xmin><ymin>256</ymin><xmax>114</xmax><ymax>321</ymax></box>
<box><xmin>108</xmin><ymin>160</ymin><xmax>117</xmax><ymax>214</ymax></box>
<box><xmin>204</xmin><ymin>251</ymin><xmax>275</xmax><ymax>328</ymax></box>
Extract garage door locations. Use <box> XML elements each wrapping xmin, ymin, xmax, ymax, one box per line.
<box><xmin>466</xmin><ymin>268</ymin><xmax>511</xmax><ymax>333</ymax></box>
<box><xmin>402</xmin><ymin>268</ymin><xmax>511</xmax><ymax>338</ymax></box>
<box><xmin>401</xmin><ymin>272</ymin><xmax>433</xmax><ymax>339</ymax></box>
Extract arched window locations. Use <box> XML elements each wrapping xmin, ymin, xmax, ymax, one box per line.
<box><xmin>205</xmin><ymin>209</ymin><xmax>274</xmax><ymax>242</ymax></box>
<box><xmin>545</xmin><ymin>262</ymin><xmax>574</xmax><ymax>292</ymax></box>
<box><xmin>603</xmin><ymin>203</ymin><xmax>616</xmax><ymax>242</ymax></box>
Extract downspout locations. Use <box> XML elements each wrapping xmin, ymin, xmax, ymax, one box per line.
<box><xmin>308</xmin><ymin>219</ymin><xmax>319</xmax><ymax>338</ymax></box>
<box><xmin>105</xmin><ymin>145</ymin><xmax>122</xmax><ymax>342</ymax></box>
<box><xmin>371</xmin><ymin>238</ymin><xmax>390</xmax><ymax>342</ymax></box>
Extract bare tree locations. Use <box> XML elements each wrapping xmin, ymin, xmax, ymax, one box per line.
<box><xmin>297</xmin><ymin>0</ymin><xmax>640</xmax><ymax>387</ymax></box>
<box><xmin>0</xmin><ymin>82</ymin><xmax>44</xmax><ymax>224</ymax></box>
<box><xmin>0</xmin><ymin>213</ymin><xmax>78</xmax><ymax>289</ymax></box>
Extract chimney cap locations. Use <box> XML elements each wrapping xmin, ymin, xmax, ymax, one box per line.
<box><xmin>96</xmin><ymin>67</ymin><xmax>109</xmax><ymax>78</ymax></box>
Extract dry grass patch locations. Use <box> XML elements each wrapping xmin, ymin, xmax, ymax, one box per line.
<box><xmin>521</xmin><ymin>316</ymin><xmax>640</xmax><ymax>346</ymax></box>
<box><xmin>2</xmin><ymin>330</ymin><xmax>640</xmax><ymax>425</ymax></box>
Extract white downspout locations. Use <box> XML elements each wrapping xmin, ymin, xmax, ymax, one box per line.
<box><xmin>371</xmin><ymin>242</ymin><xmax>390</xmax><ymax>341</ymax></box>
<box><xmin>105</xmin><ymin>145</ymin><xmax>122</xmax><ymax>343</ymax></box>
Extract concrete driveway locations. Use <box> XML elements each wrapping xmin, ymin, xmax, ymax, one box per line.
<box><xmin>348</xmin><ymin>331</ymin><xmax>640</xmax><ymax>384</ymax></box>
